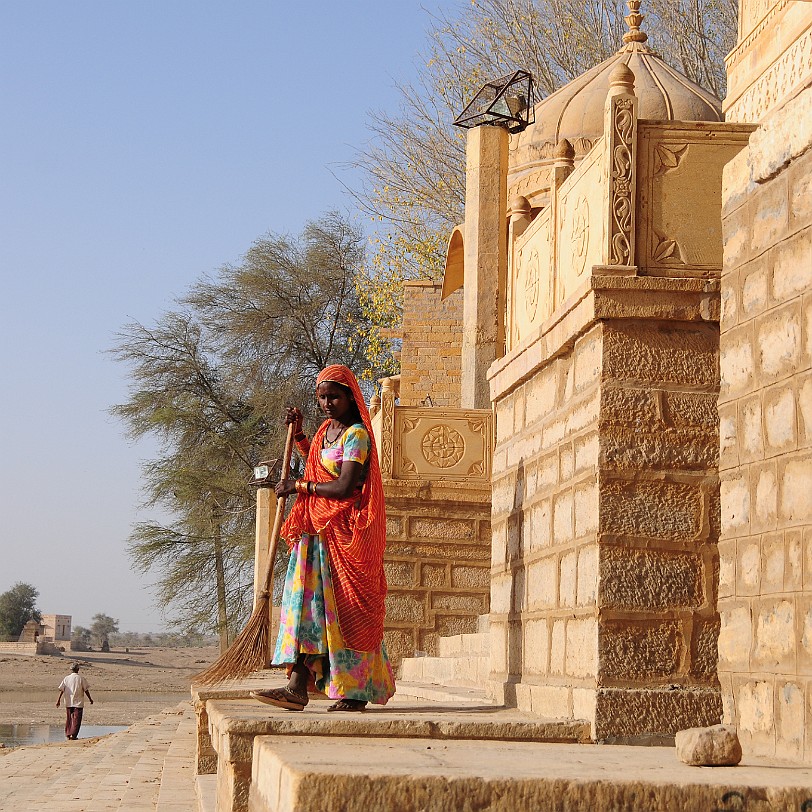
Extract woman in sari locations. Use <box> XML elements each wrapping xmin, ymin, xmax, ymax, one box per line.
<box><xmin>251</xmin><ymin>364</ymin><xmax>395</xmax><ymax>711</ymax></box>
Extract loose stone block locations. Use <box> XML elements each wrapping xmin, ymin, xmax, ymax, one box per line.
<box><xmin>675</xmin><ymin>724</ymin><xmax>742</xmax><ymax>766</ymax></box>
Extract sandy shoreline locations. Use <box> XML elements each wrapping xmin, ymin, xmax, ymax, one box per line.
<box><xmin>0</xmin><ymin>646</ymin><xmax>219</xmax><ymax>727</ymax></box>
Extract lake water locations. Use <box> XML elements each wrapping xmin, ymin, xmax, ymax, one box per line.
<box><xmin>0</xmin><ymin>722</ymin><xmax>126</xmax><ymax>747</ymax></box>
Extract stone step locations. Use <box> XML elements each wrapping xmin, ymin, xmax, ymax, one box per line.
<box><xmin>207</xmin><ymin>697</ymin><xmax>589</xmax><ymax>812</ymax></box>
<box><xmin>393</xmin><ymin>680</ymin><xmax>488</xmax><ymax>705</ymax></box>
<box><xmin>247</xmin><ymin>735</ymin><xmax>812</xmax><ymax>812</ymax></box>
<box><xmin>398</xmin><ymin>652</ymin><xmax>488</xmax><ymax>686</ymax></box>
<box><xmin>437</xmin><ymin>631</ymin><xmax>490</xmax><ymax>657</ymax></box>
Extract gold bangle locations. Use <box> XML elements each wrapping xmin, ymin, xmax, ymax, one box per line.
<box><xmin>294</xmin><ymin>479</ymin><xmax>306</xmax><ymax>494</ymax></box>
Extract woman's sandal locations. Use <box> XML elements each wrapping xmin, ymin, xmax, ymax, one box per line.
<box><xmin>250</xmin><ymin>687</ymin><xmax>308</xmax><ymax>711</ymax></box>
<box><xmin>327</xmin><ymin>698</ymin><xmax>367</xmax><ymax>712</ymax></box>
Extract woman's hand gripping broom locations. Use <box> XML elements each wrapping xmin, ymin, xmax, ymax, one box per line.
<box><xmin>194</xmin><ymin>422</ymin><xmax>296</xmax><ymax>684</ymax></box>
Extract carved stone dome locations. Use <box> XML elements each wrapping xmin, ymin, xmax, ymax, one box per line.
<box><xmin>509</xmin><ymin>4</ymin><xmax>723</xmax><ymax>187</ymax></box>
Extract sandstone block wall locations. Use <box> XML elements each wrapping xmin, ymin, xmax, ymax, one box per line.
<box><xmin>382</xmin><ymin>480</ymin><xmax>491</xmax><ymax>669</ymax></box>
<box><xmin>398</xmin><ymin>281</ymin><xmax>463</xmax><ymax>407</ymax></box>
<box><xmin>718</xmin><ymin>86</ymin><xmax>812</xmax><ymax>762</ymax></box>
<box><xmin>489</xmin><ymin>305</ymin><xmax>722</xmax><ymax>740</ymax></box>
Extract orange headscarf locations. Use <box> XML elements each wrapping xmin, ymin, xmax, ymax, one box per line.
<box><xmin>280</xmin><ymin>365</ymin><xmax>387</xmax><ymax>652</ymax></box>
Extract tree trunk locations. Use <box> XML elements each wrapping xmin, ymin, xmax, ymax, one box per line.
<box><xmin>212</xmin><ymin>520</ymin><xmax>229</xmax><ymax>654</ymax></box>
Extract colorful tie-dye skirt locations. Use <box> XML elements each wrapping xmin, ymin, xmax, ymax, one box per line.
<box><xmin>271</xmin><ymin>532</ymin><xmax>396</xmax><ymax>704</ymax></box>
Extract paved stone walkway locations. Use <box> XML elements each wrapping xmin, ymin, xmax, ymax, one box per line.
<box><xmin>0</xmin><ymin>703</ymin><xmax>197</xmax><ymax>812</ymax></box>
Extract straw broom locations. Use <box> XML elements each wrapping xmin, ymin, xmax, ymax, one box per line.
<box><xmin>195</xmin><ymin>422</ymin><xmax>295</xmax><ymax>685</ymax></box>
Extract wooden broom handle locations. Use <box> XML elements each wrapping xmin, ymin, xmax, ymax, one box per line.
<box><xmin>261</xmin><ymin>421</ymin><xmax>296</xmax><ymax>595</ymax></box>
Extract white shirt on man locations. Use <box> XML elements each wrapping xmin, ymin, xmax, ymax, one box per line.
<box><xmin>58</xmin><ymin>673</ymin><xmax>90</xmax><ymax>707</ymax></box>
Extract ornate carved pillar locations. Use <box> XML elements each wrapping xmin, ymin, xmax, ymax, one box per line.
<box><xmin>604</xmin><ymin>63</ymin><xmax>638</xmax><ymax>269</ymax></box>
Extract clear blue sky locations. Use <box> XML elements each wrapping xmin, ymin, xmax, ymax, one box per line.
<box><xmin>0</xmin><ymin>1</ymin><xmax>456</xmax><ymax>632</ymax></box>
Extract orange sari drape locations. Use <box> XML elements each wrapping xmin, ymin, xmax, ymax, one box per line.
<box><xmin>280</xmin><ymin>365</ymin><xmax>387</xmax><ymax>652</ymax></box>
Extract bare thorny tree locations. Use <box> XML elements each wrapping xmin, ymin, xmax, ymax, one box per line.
<box><xmin>112</xmin><ymin>213</ymin><xmax>376</xmax><ymax>648</ymax></box>
<box><xmin>351</xmin><ymin>0</ymin><xmax>737</xmax><ymax>358</ymax></box>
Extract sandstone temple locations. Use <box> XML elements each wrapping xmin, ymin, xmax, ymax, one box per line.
<box><xmin>192</xmin><ymin>2</ymin><xmax>812</xmax><ymax>808</ymax></box>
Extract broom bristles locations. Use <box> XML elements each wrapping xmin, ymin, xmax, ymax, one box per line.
<box><xmin>193</xmin><ymin>594</ymin><xmax>272</xmax><ymax>685</ymax></box>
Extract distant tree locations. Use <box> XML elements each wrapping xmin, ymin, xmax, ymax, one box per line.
<box><xmin>90</xmin><ymin>613</ymin><xmax>119</xmax><ymax>650</ymax></box>
<box><xmin>71</xmin><ymin>626</ymin><xmax>92</xmax><ymax>651</ymax></box>
<box><xmin>112</xmin><ymin>212</ymin><xmax>378</xmax><ymax>652</ymax></box>
<box><xmin>0</xmin><ymin>582</ymin><xmax>41</xmax><ymax>640</ymax></box>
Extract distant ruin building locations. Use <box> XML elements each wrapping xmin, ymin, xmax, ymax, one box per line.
<box><xmin>41</xmin><ymin>614</ymin><xmax>72</xmax><ymax>642</ymax></box>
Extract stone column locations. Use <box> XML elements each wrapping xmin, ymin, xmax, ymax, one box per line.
<box><xmin>252</xmin><ymin>488</ymin><xmax>273</xmax><ymax>609</ymax></box>
<box><xmin>461</xmin><ymin>125</ymin><xmax>508</xmax><ymax>409</ymax></box>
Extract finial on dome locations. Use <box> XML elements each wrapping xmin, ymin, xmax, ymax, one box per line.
<box><xmin>623</xmin><ymin>0</ymin><xmax>648</xmax><ymax>45</ymax></box>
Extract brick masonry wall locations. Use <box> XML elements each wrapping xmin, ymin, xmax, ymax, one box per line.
<box><xmin>399</xmin><ymin>281</ymin><xmax>463</xmax><ymax>408</ymax></box>
<box><xmin>382</xmin><ymin>484</ymin><xmax>491</xmax><ymax>670</ymax></box>
<box><xmin>490</xmin><ymin>316</ymin><xmax>722</xmax><ymax>739</ymax></box>
<box><xmin>718</xmin><ymin>89</ymin><xmax>812</xmax><ymax>763</ymax></box>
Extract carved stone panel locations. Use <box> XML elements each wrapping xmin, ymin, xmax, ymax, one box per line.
<box><xmin>557</xmin><ymin>141</ymin><xmax>605</xmax><ymax>305</ymax></box>
<box><xmin>392</xmin><ymin>408</ymin><xmax>492</xmax><ymax>482</ymax></box>
<box><xmin>636</xmin><ymin>124</ymin><xmax>754</xmax><ymax>276</ymax></box>
<box><xmin>510</xmin><ymin>207</ymin><xmax>553</xmax><ymax>351</ymax></box>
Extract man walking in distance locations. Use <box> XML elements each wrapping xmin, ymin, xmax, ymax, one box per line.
<box><xmin>56</xmin><ymin>662</ymin><xmax>93</xmax><ymax>740</ymax></box>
